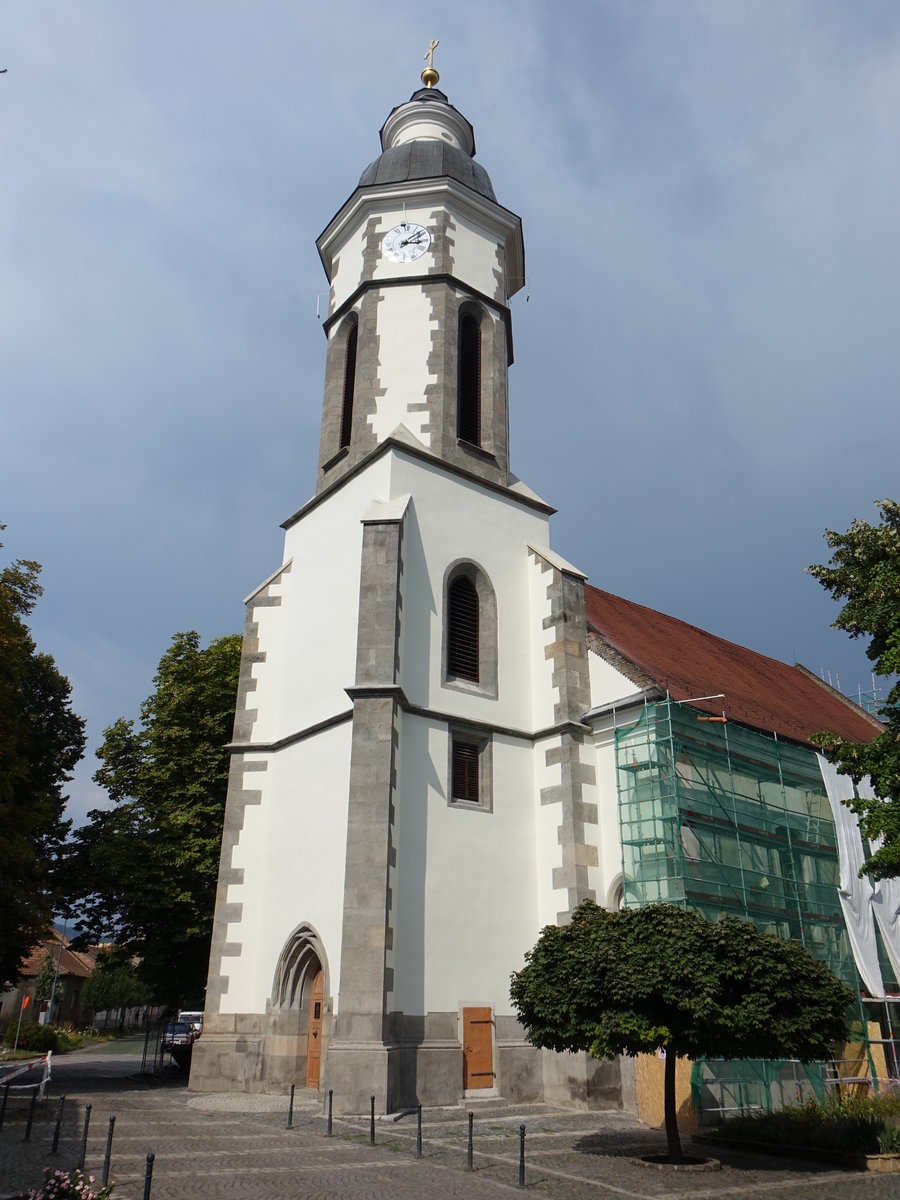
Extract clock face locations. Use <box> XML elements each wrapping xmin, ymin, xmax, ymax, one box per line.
<box><xmin>382</xmin><ymin>222</ymin><xmax>431</xmax><ymax>264</ymax></box>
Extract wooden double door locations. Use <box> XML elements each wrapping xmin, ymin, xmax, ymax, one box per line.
<box><xmin>462</xmin><ymin>1006</ymin><xmax>494</xmax><ymax>1090</ymax></box>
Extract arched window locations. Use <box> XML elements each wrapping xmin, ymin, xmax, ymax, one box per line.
<box><xmin>339</xmin><ymin>320</ymin><xmax>358</xmax><ymax>450</ymax></box>
<box><xmin>447</xmin><ymin>574</ymin><xmax>479</xmax><ymax>682</ymax></box>
<box><xmin>442</xmin><ymin>561</ymin><xmax>498</xmax><ymax>698</ymax></box>
<box><xmin>457</xmin><ymin>309</ymin><xmax>481</xmax><ymax>446</ymax></box>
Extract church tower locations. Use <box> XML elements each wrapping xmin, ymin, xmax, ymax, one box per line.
<box><xmin>191</xmin><ymin>62</ymin><xmax>622</xmax><ymax>1114</ymax></box>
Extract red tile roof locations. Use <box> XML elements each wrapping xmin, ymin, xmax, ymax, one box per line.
<box><xmin>20</xmin><ymin>932</ymin><xmax>98</xmax><ymax>980</ymax></box>
<box><xmin>584</xmin><ymin>585</ymin><xmax>881</xmax><ymax>746</ymax></box>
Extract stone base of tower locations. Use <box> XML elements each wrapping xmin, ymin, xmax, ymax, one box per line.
<box><xmin>190</xmin><ymin>1018</ymin><xmax>632</xmax><ymax>1115</ymax></box>
<box><xmin>542</xmin><ymin>1048</ymin><xmax>634</xmax><ymax>1112</ymax></box>
<box><xmin>189</xmin><ymin>1012</ymin><xmax>319</xmax><ymax>1096</ymax></box>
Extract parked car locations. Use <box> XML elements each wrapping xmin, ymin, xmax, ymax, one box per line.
<box><xmin>162</xmin><ymin>1021</ymin><xmax>195</xmax><ymax>1049</ymax></box>
<box><xmin>178</xmin><ymin>1010</ymin><xmax>203</xmax><ymax>1037</ymax></box>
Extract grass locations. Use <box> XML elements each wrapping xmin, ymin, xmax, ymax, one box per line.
<box><xmin>1</xmin><ymin>1025</ymin><xmax>125</xmax><ymax>1060</ymax></box>
<box><xmin>710</xmin><ymin>1088</ymin><xmax>900</xmax><ymax>1156</ymax></box>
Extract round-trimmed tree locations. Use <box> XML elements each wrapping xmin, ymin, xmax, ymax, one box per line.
<box><xmin>510</xmin><ymin>902</ymin><xmax>853</xmax><ymax>1161</ymax></box>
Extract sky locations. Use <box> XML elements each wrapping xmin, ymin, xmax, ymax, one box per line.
<box><xmin>3</xmin><ymin>2</ymin><xmax>898</xmax><ymax>827</ymax></box>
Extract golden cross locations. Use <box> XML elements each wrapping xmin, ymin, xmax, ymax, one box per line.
<box><xmin>424</xmin><ymin>39</ymin><xmax>439</xmax><ymax>71</ymax></box>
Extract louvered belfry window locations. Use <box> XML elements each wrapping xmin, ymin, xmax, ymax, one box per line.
<box><xmin>447</xmin><ymin>575</ymin><xmax>479</xmax><ymax>681</ymax></box>
<box><xmin>457</xmin><ymin>311</ymin><xmax>481</xmax><ymax>445</ymax></box>
<box><xmin>452</xmin><ymin>738</ymin><xmax>480</xmax><ymax>804</ymax></box>
<box><xmin>339</xmin><ymin>322</ymin><xmax>358</xmax><ymax>449</ymax></box>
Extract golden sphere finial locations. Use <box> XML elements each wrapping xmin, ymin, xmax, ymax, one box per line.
<box><xmin>422</xmin><ymin>38</ymin><xmax>440</xmax><ymax>88</ymax></box>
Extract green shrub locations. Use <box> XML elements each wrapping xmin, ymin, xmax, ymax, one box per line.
<box><xmin>713</xmin><ymin>1090</ymin><xmax>900</xmax><ymax>1156</ymax></box>
<box><xmin>2</xmin><ymin>1023</ymin><xmax>57</xmax><ymax>1052</ymax></box>
<box><xmin>54</xmin><ymin>1028</ymin><xmax>84</xmax><ymax>1052</ymax></box>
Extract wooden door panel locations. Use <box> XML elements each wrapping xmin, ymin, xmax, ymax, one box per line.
<box><xmin>463</xmin><ymin>1006</ymin><xmax>493</xmax><ymax>1090</ymax></box>
<box><xmin>305</xmin><ymin>969</ymin><xmax>324</xmax><ymax>1089</ymax></box>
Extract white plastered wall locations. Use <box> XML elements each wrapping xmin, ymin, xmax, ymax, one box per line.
<box><xmin>386</xmin><ymin>451</ymin><xmax>554</xmax><ymax>1013</ymax></box>
<box><xmin>218</xmin><ymin>722</ymin><xmax>352</xmax><ymax>1015</ymax></box>
<box><xmin>219</xmin><ymin>454</ymin><xmax>396</xmax><ymax>1015</ymax></box>
<box><xmin>533</xmin><ymin>733</ymin><xmax>567</xmax><ymax>928</ymax></box>
<box><xmin>392</xmin><ymin>719</ymin><xmax>538</xmax><ymax>1017</ymax></box>
<box><xmin>248</xmin><ymin>456</ymin><xmax>393</xmax><ymax>744</ymax></box>
<box><xmin>329</xmin><ymin>200</ymin><xmax>505</xmax><ymax>313</ymax></box>
<box><xmin>370</xmin><ymin>287</ymin><xmax>437</xmax><ymax>444</ymax></box>
<box><xmin>592</xmin><ymin>727</ymin><xmax>624</xmax><ymax>908</ymax></box>
<box><xmin>329</xmin><ymin>224</ymin><xmax>365</xmax><ymax>311</ymax></box>
<box><xmin>586</xmin><ymin>650</ymin><xmax>654</xmax><ymax>909</ymax></box>
<box><xmin>588</xmin><ymin>651</ymin><xmax>642</xmax><ymax>709</ymax></box>
<box><xmin>446</xmin><ymin>204</ymin><xmax>504</xmax><ymax>298</ymax></box>
<box><xmin>527</xmin><ymin>553</ymin><xmax>566</xmax><ymax>927</ymax></box>
<box><xmin>389</xmin><ymin>451</ymin><xmax>550</xmax><ymax>729</ymax></box>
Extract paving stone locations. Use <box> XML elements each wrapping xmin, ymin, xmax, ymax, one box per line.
<box><xmin>2</xmin><ymin>1038</ymin><xmax>899</xmax><ymax>1200</ymax></box>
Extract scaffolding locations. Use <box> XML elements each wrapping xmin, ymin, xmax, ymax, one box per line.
<box><xmin>616</xmin><ymin>698</ymin><xmax>899</xmax><ymax>1121</ymax></box>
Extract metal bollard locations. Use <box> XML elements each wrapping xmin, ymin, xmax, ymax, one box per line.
<box><xmin>142</xmin><ymin>1152</ymin><xmax>155</xmax><ymax>1200</ymax></box>
<box><xmin>101</xmin><ymin>1115</ymin><xmax>116</xmax><ymax>1186</ymax></box>
<box><xmin>0</xmin><ymin>1083</ymin><xmax>9</xmax><ymax>1131</ymax></box>
<box><xmin>78</xmin><ymin>1104</ymin><xmax>92</xmax><ymax>1170</ymax></box>
<box><xmin>51</xmin><ymin>1096</ymin><xmax>66</xmax><ymax>1154</ymax></box>
<box><xmin>287</xmin><ymin>1083</ymin><xmax>295</xmax><ymax>1129</ymax></box>
<box><xmin>369</xmin><ymin>1095</ymin><xmax>375</xmax><ymax>1145</ymax></box>
<box><xmin>466</xmin><ymin>1111</ymin><xmax>473</xmax><ymax>1170</ymax></box>
<box><xmin>416</xmin><ymin>1103</ymin><xmax>422</xmax><ymax>1158</ymax></box>
<box><xmin>518</xmin><ymin>1123</ymin><xmax>526</xmax><ymax>1188</ymax></box>
<box><xmin>23</xmin><ymin>1087</ymin><xmax>38</xmax><ymax>1142</ymax></box>
<box><xmin>326</xmin><ymin>1089</ymin><xmax>333</xmax><ymax>1136</ymax></box>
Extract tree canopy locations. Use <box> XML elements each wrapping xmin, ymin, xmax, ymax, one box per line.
<box><xmin>808</xmin><ymin>498</ymin><xmax>900</xmax><ymax>878</ymax></box>
<box><xmin>510</xmin><ymin>902</ymin><xmax>852</xmax><ymax>1161</ymax></box>
<box><xmin>63</xmin><ymin>631</ymin><xmax>241</xmax><ymax>1008</ymax></box>
<box><xmin>0</xmin><ymin>528</ymin><xmax>85</xmax><ymax>988</ymax></box>
<box><xmin>80</xmin><ymin>950</ymin><xmax>146</xmax><ymax>1028</ymax></box>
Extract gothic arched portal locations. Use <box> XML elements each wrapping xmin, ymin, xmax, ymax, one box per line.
<box><xmin>270</xmin><ymin>924</ymin><xmax>330</xmax><ymax>1089</ymax></box>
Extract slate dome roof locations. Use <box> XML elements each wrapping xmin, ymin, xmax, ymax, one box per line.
<box><xmin>359</xmin><ymin>87</ymin><xmax>496</xmax><ymax>201</ymax></box>
<box><xmin>358</xmin><ymin>141</ymin><xmax>496</xmax><ymax>201</ymax></box>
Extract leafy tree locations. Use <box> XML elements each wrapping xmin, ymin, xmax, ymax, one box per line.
<box><xmin>808</xmin><ymin>498</ymin><xmax>900</xmax><ymax>878</ymax></box>
<box><xmin>81</xmin><ymin>950</ymin><xmax>146</xmax><ymax>1029</ymax></box>
<box><xmin>510</xmin><ymin>902</ymin><xmax>852</xmax><ymax>1162</ymax></box>
<box><xmin>0</xmin><ymin>527</ymin><xmax>86</xmax><ymax>987</ymax></box>
<box><xmin>32</xmin><ymin>951</ymin><xmax>56</xmax><ymax>1004</ymax></box>
<box><xmin>63</xmin><ymin>632</ymin><xmax>241</xmax><ymax>1008</ymax></box>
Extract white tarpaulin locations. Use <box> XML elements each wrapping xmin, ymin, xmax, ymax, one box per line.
<box><xmin>858</xmin><ymin>776</ymin><xmax>900</xmax><ymax>986</ymax></box>
<box><xmin>817</xmin><ymin>753</ymin><xmax>884</xmax><ymax>997</ymax></box>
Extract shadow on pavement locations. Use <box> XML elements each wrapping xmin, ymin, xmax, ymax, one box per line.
<box><xmin>574</xmin><ymin>1129</ymin><xmax>843</xmax><ymax>1174</ymax></box>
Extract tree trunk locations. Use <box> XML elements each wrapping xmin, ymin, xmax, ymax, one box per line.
<box><xmin>663</xmin><ymin>1048</ymin><xmax>683</xmax><ymax>1163</ymax></box>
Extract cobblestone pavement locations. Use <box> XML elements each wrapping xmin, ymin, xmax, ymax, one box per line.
<box><xmin>2</xmin><ymin>1039</ymin><xmax>900</xmax><ymax>1200</ymax></box>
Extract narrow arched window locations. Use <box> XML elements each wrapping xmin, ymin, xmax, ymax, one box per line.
<box><xmin>457</xmin><ymin>310</ymin><xmax>481</xmax><ymax>446</ymax></box>
<box><xmin>447</xmin><ymin>574</ymin><xmax>479</xmax><ymax>681</ymax></box>
<box><xmin>340</xmin><ymin>322</ymin><xmax>358</xmax><ymax>450</ymax></box>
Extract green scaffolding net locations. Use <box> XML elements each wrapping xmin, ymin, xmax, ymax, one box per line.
<box><xmin>615</xmin><ymin>699</ymin><xmax>891</xmax><ymax>1121</ymax></box>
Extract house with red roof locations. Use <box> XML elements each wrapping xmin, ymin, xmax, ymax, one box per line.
<box><xmin>0</xmin><ymin>930</ymin><xmax>98</xmax><ymax>1036</ymax></box>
